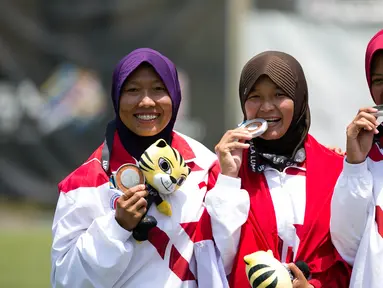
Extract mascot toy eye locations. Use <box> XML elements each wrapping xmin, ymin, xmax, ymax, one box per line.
<box><xmin>138</xmin><ymin>139</ymin><xmax>191</xmax><ymax>195</ymax></box>
<box><xmin>244</xmin><ymin>250</ymin><xmax>292</xmax><ymax>288</ymax></box>
<box><xmin>113</xmin><ymin>139</ymin><xmax>191</xmax><ymax>242</ymax></box>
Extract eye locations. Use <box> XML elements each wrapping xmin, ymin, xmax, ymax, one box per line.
<box><xmin>372</xmin><ymin>78</ymin><xmax>383</xmax><ymax>85</ymax></box>
<box><xmin>275</xmin><ymin>91</ymin><xmax>286</xmax><ymax>97</ymax></box>
<box><xmin>125</xmin><ymin>87</ymin><xmax>139</xmax><ymax>93</ymax></box>
<box><xmin>158</xmin><ymin>158</ymin><xmax>172</xmax><ymax>174</ymax></box>
<box><xmin>154</xmin><ymin>86</ymin><xmax>166</xmax><ymax>91</ymax></box>
<box><xmin>246</xmin><ymin>92</ymin><xmax>260</xmax><ymax>100</ymax></box>
<box><xmin>177</xmin><ymin>176</ymin><xmax>186</xmax><ymax>186</ymax></box>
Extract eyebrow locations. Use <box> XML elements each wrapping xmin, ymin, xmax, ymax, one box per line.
<box><xmin>124</xmin><ymin>80</ymin><xmax>139</xmax><ymax>86</ymax></box>
<box><xmin>372</xmin><ymin>73</ymin><xmax>383</xmax><ymax>77</ymax></box>
<box><xmin>153</xmin><ymin>80</ymin><xmax>165</xmax><ymax>85</ymax></box>
<box><xmin>125</xmin><ymin>79</ymin><xmax>164</xmax><ymax>86</ymax></box>
<box><xmin>250</xmin><ymin>86</ymin><xmax>282</xmax><ymax>92</ymax></box>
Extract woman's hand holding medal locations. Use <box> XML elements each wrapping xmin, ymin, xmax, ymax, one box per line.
<box><xmin>215</xmin><ymin>119</ymin><xmax>268</xmax><ymax>178</ymax></box>
<box><xmin>215</xmin><ymin>127</ymin><xmax>252</xmax><ymax>178</ymax></box>
<box><xmin>115</xmin><ymin>184</ymin><xmax>149</xmax><ymax>231</ymax></box>
<box><xmin>346</xmin><ymin>107</ymin><xmax>380</xmax><ymax>164</ymax></box>
<box><xmin>114</xmin><ymin>164</ymin><xmax>148</xmax><ymax>231</ymax></box>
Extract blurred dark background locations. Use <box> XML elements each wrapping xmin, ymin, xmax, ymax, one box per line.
<box><xmin>0</xmin><ymin>0</ymin><xmax>226</xmax><ymax>207</ymax></box>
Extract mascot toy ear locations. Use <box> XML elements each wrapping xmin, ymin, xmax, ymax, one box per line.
<box><xmin>244</xmin><ymin>250</ymin><xmax>293</xmax><ymax>288</ymax></box>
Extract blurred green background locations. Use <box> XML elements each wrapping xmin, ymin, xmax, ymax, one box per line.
<box><xmin>0</xmin><ymin>199</ymin><xmax>52</xmax><ymax>288</ymax></box>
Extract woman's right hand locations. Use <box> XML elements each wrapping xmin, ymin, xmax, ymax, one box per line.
<box><xmin>214</xmin><ymin>128</ymin><xmax>253</xmax><ymax>178</ymax></box>
<box><xmin>115</xmin><ymin>184</ymin><xmax>149</xmax><ymax>231</ymax></box>
<box><xmin>346</xmin><ymin>107</ymin><xmax>380</xmax><ymax>164</ymax></box>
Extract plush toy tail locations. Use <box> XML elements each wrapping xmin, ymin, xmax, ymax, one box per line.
<box><xmin>157</xmin><ymin>200</ymin><xmax>172</xmax><ymax>216</ymax></box>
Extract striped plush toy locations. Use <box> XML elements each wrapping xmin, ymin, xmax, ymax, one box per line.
<box><xmin>244</xmin><ymin>250</ymin><xmax>292</xmax><ymax>288</ymax></box>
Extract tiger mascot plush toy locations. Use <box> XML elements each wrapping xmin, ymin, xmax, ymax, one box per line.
<box><xmin>244</xmin><ymin>250</ymin><xmax>293</xmax><ymax>288</ymax></box>
<box><xmin>112</xmin><ymin>139</ymin><xmax>191</xmax><ymax>241</ymax></box>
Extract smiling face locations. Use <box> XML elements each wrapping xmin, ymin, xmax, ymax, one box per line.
<box><xmin>244</xmin><ymin>75</ymin><xmax>294</xmax><ymax>140</ymax></box>
<box><xmin>119</xmin><ymin>63</ymin><xmax>173</xmax><ymax>136</ymax></box>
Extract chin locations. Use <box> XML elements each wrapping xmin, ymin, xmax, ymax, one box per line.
<box><xmin>131</xmin><ymin>126</ymin><xmax>161</xmax><ymax>137</ymax></box>
<box><xmin>260</xmin><ymin>131</ymin><xmax>283</xmax><ymax>140</ymax></box>
<box><xmin>135</xmin><ymin>130</ymin><xmax>159</xmax><ymax>137</ymax></box>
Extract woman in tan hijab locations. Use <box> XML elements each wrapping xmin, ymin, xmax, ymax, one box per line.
<box><xmin>206</xmin><ymin>51</ymin><xmax>351</xmax><ymax>288</ymax></box>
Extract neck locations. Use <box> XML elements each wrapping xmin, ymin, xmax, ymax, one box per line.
<box><xmin>115</xmin><ymin>117</ymin><xmax>173</xmax><ymax>160</ymax></box>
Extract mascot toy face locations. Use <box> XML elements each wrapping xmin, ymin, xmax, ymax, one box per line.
<box><xmin>244</xmin><ymin>250</ymin><xmax>292</xmax><ymax>288</ymax></box>
<box><xmin>138</xmin><ymin>139</ymin><xmax>191</xmax><ymax>195</ymax></box>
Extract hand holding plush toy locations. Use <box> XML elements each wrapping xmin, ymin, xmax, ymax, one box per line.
<box><xmin>244</xmin><ymin>250</ymin><xmax>312</xmax><ymax>288</ymax></box>
<box><xmin>113</xmin><ymin>139</ymin><xmax>190</xmax><ymax>241</ymax></box>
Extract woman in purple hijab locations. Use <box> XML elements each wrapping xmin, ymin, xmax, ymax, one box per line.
<box><xmin>50</xmin><ymin>48</ymin><xmax>231</xmax><ymax>287</ymax></box>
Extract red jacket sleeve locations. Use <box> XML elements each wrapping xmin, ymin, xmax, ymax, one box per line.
<box><xmin>206</xmin><ymin>160</ymin><xmax>220</xmax><ymax>192</ymax></box>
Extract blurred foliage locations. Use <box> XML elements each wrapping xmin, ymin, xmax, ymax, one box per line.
<box><xmin>0</xmin><ymin>199</ymin><xmax>52</xmax><ymax>288</ymax></box>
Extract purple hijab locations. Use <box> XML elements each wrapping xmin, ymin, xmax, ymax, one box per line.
<box><xmin>111</xmin><ymin>48</ymin><xmax>181</xmax><ymax>159</ymax></box>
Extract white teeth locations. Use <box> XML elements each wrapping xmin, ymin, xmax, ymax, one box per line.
<box><xmin>266</xmin><ymin>118</ymin><xmax>280</xmax><ymax>122</ymax></box>
<box><xmin>136</xmin><ymin>114</ymin><xmax>158</xmax><ymax>120</ymax></box>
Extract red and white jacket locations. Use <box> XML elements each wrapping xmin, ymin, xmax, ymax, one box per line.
<box><xmin>206</xmin><ymin>135</ymin><xmax>351</xmax><ymax>288</ymax></box>
<box><xmin>331</xmin><ymin>141</ymin><xmax>383</xmax><ymax>288</ymax></box>
<box><xmin>206</xmin><ymin>164</ymin><xmax>307</xmax><ymax>274</ymax></box>
<box><xmin>51</xmin><ymin>131</ymin><xmax>240</xmax><ymax>288</ymax></box>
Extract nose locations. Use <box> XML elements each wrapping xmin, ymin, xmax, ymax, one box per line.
<box><xmin>259</xmin><ymin>99</ymin><xmax>274</xmax><ymax>112</ymax></box>
<box><xmin>170</xmin><ymin>176</ymin><xmax>177</xmax><ymax>184</ymax></box>
<box><xmin>138</xmin><ymin>91</ymin><xmax>156</xmax><ymax>107</ymax></box>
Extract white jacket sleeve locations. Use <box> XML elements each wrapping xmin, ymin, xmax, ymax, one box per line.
<box><xmin>194</xmin><ymin>240</ymin><xmax>229</xmax><ymax>288</ymax></box>
<box><xmin>204</xmin><ymin>173</ymin><xmax>250</xmax><ymax>275</ymax></box>
<box><xmin>330</xmin><ymin>159</ymin><xmax>374</xmax><ymax>265</ymax></box>
<box><xmin>51</xmin><ymin>189</ymin><xmax>134</xmax><ymax>288</ymax></box>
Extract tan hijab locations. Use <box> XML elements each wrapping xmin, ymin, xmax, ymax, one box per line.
<box><xmin>239</xmin><ymin>51</ymin><xmax>311</xmax><ymax>157</ymax></box>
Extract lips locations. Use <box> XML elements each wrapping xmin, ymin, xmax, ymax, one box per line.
<box><xmin>134</xmin><ymin>113</ymin><xmax>160</xmax><ymax>121</ymax></box>
<box><xmin>263</xmin><ymin>118</ymin><xmax>281</xmax><ymax>123</ymax></box>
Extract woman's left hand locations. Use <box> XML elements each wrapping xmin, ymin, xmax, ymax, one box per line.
<box><xmin>288</xmin><ymin>263</ymin><xmax>314</xmax><ymax>288</ymax></box>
